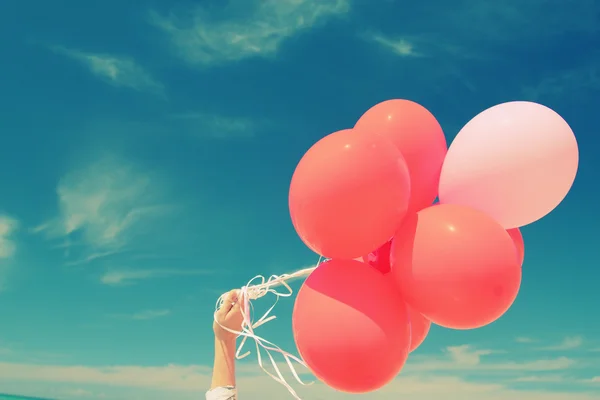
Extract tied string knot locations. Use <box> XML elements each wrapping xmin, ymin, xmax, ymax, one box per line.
<box><xmin>213</xmin><ymin>262</ymin><xmax>322</xmax><ymax>400</ymax></box>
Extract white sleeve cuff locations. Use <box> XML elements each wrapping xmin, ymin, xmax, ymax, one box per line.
<box><xmin>206</xmin><ymin>386</ymin><xmax>237</xmax><ymax>400</ymax></box>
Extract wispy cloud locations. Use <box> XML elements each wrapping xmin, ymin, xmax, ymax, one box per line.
<box><xmin>538</xmin><ymin>336</ymin><xmax>584</xmax><ymax>351</ymax></box>
<box><xmin>581</xmin><ymin>376</ymin><xmax>600</xmax><ymax>383</ymax></box>
<box><xmin>51</xmin><ymin>46</ymin><xmax>164</xmax><ymax>93</ymax></box>
<box><xmin>64</xmin><ymin>250</ymin><xmax>122</xmax><ymax>266</ymax></box>
<box><xmin>100</xmin><ymin>269</ymin><xmax>212</xmax><ymax>286</ymax></box>
<box><xmin>110</xmin><ymin>309</ymin><xmax>171</xmax><ymax>320</ymax></box>
<box><xmin>443</xmin><ymin>345</ymin><xmax>495</xmax><ymax>366</ymax></box>
<box><xmin>522</xmin><ymin>56</ymin><xmax>600</xmax><ymax>101</ymax></box>
<box><xmin>361</xmin><ymin>1</ymin><xmax>599</xmax><ymax>67</ymax></box>
<box><xmin>132</xmin><ymin>309</ymin><xmax>171</xmax><ymax>320</ymax></box>
<box><xmin>361</xmin><ymin>30</ymin><xmax>484</xmax><ymax>63</ymax></box>
<box><xmin>0</xmin><ymin>216</ymin><xmax>18</xmax><ymax>259</ymax></box>
<box><xmin>516</xmin><ymin>337</ymin><xmax>536</xmax><ymax>343</ymax></box>
<box><xmin>33</xmin><ymin>157</ymin><xmax>172</xmax><ymax>264</ymax></box>
<box><xmin>515</xmin><ymin>375</ymin><xmax>567</xmax><ymax>383</ymax></box>
<box><xmin>69</xmin><ymin>114</ymin><xmax>263</xmax><ymax>142</ymax></box>
<box><xmin>407</xmin><ymin>345</ymin><xmax>575</xmax><ymax>373</ymax></box>
<box><xmin>0</xmin><ymin>344</ymin><xmax>597</xmax><ymax>400</ymax></box>
<box><xmin>366</xmin><ymin>34</ymin><xmax>422</xmax><ymax>57</ymax></box>
<box><xmin>169</xmin><ymin>112</ymin><xmax>259</xmax><ymax>139</ymax></box>
<box><xmin>419</xmin><ymin>1</ymin><xmax>599</xmax><ymax>47</ymax></box>
<box><xmin>0</xmin><ymin>216</ymin><xmax>19</xmax><ymax>292</ymax></box>
<box><xmin>149</xmin><ymin>0</ymin><xmax>350</xmax><ymax>66</ymax></box>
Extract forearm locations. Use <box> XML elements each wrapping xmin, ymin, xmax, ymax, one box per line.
<box><xmin>210</xmin><ymin>338</ymin><xmax>237</xmax><ymax>389</ymax></box>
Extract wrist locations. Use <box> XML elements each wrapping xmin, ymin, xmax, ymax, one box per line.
<box><xmin>211</xmin><ymin>337</ymin><xmax>237</xmax><ymax>389</ymax></box>
<box><xmin>215</xmin><ymin>336</ymin><xmax>237</xmax><ymax>349</ymax></box>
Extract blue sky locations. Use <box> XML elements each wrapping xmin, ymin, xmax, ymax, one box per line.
<box><xmin>0</xmin><ymin>0</ymin><xmax>599</xmax><ymax>399</ymax></box>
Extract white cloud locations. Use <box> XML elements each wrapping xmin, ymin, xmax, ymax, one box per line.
<box><xmin>0</xmin><ymin>344</ymin><xmax>597</xmax><ymax>400</ymax></box>
<box><xmin>33</xmin><ymin>158</ymin><xmax>172</xmax><ymax>264</ymax></box>
<box><xmin>149</xmin><ymin>0</ymin><xmax>350</xmax><ymax>65</ymax></box>
<box><xmin>52</xmin><ymin>46</ymin><xmax>163</xmax><ymax>93</ymax></box>
<box><xmin>445</xmin><ymin>345</ymin><xmax>494</xmax><ymax>365</ymax></box>
<box><xmin>100</xmin><ymin>269</ymin><xmax>212</xmax><ymax>286</ymax></box>
<box><xmin>539</xmin><ymin>336</ymin><xmax>584</xmax><ymax>351</ymax></box>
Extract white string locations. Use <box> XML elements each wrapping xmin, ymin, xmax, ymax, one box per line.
<box><xmin>213</xmin><ymin>258</ymin><xmax>323</xmax><ymax>400</ymax></box>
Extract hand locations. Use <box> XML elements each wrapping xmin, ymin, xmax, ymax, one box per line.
<box><xmin>213</xmin><ymin>290</ymin><xmax>245</xmax><ymax>343</ymax></box>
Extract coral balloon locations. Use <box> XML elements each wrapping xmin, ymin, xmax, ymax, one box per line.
<box><xmin>439</xmin><ymin>101</ymin><xmax>579</xmax><ymax>228</ymax></box>
<box><xmin>390</xmin><ymin>204</ymin><xmax>522</xmax><ymax>329</ymax></box>
<box><xmin>507</xmin><ymin>228</ymin><xmax>525</xmax><ymax>266</ymax></box>
<box><xmin>355</xmin><ymin>99</ymin><xmax>447</xmax><ymax>213</ymax></box>
<box><xmin>289</xmin><ymin>129</ymin><xmax>411</xmax><ymax>259</ymax></box>
<box><xmin>293</xmin><ymin>259</ymin><xmax>411</xmax><ymax>393</ymax></box>
<box><xmin>408</xmin><ymin>307</ymin><xmax>431</xmax><ymax>353</ymax></box>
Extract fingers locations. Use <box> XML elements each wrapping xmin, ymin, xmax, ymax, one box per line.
<box><xmin>224</xmin><ymin>289</ymin><xmax>239</xmax><ymax>303</ymax></box>
<box><xmin>218</xmin><ymin>290</ymin><xmax>239</xmax><ymax>316</ymax></box>
<box><xmin>230</xmin><ymin>301</ymin><xmax>241</xmax><ymax>316</ymax></box>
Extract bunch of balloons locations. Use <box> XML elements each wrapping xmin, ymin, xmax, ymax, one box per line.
<box><xmin>288</xmin><ymin>99</ymin><xmax>578</xmax><ymax>393</ymax></box>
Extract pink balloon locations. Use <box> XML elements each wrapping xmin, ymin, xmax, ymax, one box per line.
<box><xmin>289</xmin><ymin>129</ymin><xmax>411</xmax><ymax>259</ymax></box>
<box><xmin>507</xmin><ymin>228</ymin><xmax>525</xmax><ymax>266</ymax></box>
<box><xmin>408</xmin><ymin>307</ymin><xmax>431</xmax><ymax>353</ymax></box>
<box><xmin>355</xmin><ymin>99</ymin><xmax>448</xmax><ymax>213</ymax></box>
<box><xmin>439</xmin><ymin>101</ymin><xmax>578</xmax><ymax>229</ymax></box>
<box><xmin>390</xmin><ymin>204</ymin><xmax>522</xmax><ymax>330</ymax></box>
<box><xmin>293</xmin><ymin>259</ymin><xmax>411</xmax><ymax>393</ymax></box>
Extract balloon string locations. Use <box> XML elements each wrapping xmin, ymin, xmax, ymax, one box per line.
<box><xmin>213</xmin><ymin>257</ymin><xmax>323</xmax><ymax>400</ymax></box>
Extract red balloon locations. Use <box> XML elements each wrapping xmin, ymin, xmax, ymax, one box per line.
<box><xmin>293</xmin><ymin>259</ymin><xmax>411</xmax><ymax>393</ymax></box>
<box><xmin>289</xmin><ymin>129</ymin><xmax>411</xmax><ymax>259</ymax></box>
<box><xmin>408</xmin><ymin>307</ymin><xmax>431</xmax><ymax>352</ymax></box>
<box><xmin>359</xmin><ymin>243</ymin><xmax>430</xmax><ymax>351</ymax></box>
<box><xmin>355</xmin><ymin>100</ymin><xmax>447</xmax><ymax>214</ymax></box>
<box><xmin>507</xmin><ymin>228</ymin><xmax>525</xmax><ymax>266</ymax></box>
<box><xmin>390</xmin><ymin>204</ymin><xmax>522</xmax><ymax>330</ymax></box>
<box><xmin>362</xmin><ymin>240</ymin><xmax>392</xmax><ymax>274</ymax></box>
